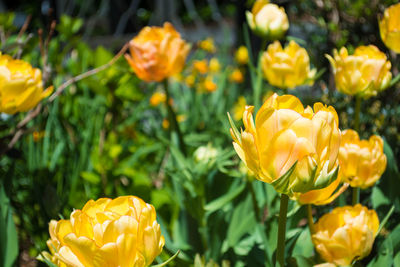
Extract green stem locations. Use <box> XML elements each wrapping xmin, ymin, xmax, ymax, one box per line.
<box><xmin>247</xmin><ymin>180</ymin><xmax>261</xmax><ymax>222</ymax></box>
<box><xmin>307</xmin><ymin>204</ymin><xmax>315</xmax><ymax>234</ymax></box>
<box><xmin>276</xmin><ymin>194</ymin><xmax>289</xmax><ymax>267</ymax></box>
<box><xmin>254</xmin><ymin>39</ymin><xmax>268</xmax><ymax>111</ymax></box>
<box><xmin>352</xmin><ymin>188</ymin><xmax>360</xmax><ymax>206</ymax></box>
<box><xmin>352</xmin><ymin>95</ymin><xmax>362</xmax><ymax>205</ymax></box>
<box><xmin>163</xmin><ymin>79</ymin><xmax>187</xmax><ymax>156</ymax></box>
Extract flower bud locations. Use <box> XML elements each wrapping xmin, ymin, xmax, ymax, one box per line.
<box><xmin>246</xmin><ymin>0</ymin><xmax>289</xmax><ymax>39</ymax></box>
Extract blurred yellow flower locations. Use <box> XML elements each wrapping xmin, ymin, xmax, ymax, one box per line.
<box><xmin>162</xmin><ymin>115</ymin><xmax>186</xmax><ymax>129</ymax></box>
<box><xmin>185</xmin><ymin>74</ymin><xmax>196</xmax><ymax>88</ymax></box>
<box><xmin>0</xmin><ymin>53</ymin><xmax>52</xmax><ymax>114</ymax></box>
<box><xmin>125</xmin><ymin>22</ymin><xmax>190</xmax><ymax>82</ymax></box>
<box><xmin>149</xmin><ymin>91</ymin><xmax>166</xmax><ymax>106</ymax></box>
<box><xmin>261</xmin><ymin>41</ymin><xmax>316</xmax><ymax>89</ymax></box>
<box><xmin>312</xmin><ymin>204</ymin><xmax>379</xmax><ymax>266</ymax></box>
<box><xmin>379</xmin><ymin>3</ymin><xmax>400</xmax><ymax>53</ymax></box>
<box><xmin>193</xmin><ymin>60</ymin><xmax>209</xmax><ymax>75</ymax></box>
<box><xmin>338</xmin><ymin>129</ymin><xmax>387</xmax><ymax>189</ymax></box>
<box><xmin>209</xmin><ymin>58</ymin><xmax>221</xmax><ymax>73</ymax></box>
<box><xmin>229</xmin><ymin>68</ymin><xmax>244</xmax><ymax>83</ymax></box>
<box><xmin>232</xmin><ymin>96</ymin><xmax>247</xmax><ymax>121</ymax></box>
<box><xmin>230</xmin><ymin>94</ymin><xmax>340</xmax><ymax>196</ymax></box>
<box><xmin>246</xmin><ymin>0</ymin><xmax>289</xmax><ymax>39</ymax></box>
<box><xmin>162</xmin><ymin>118</ymin><xmax>170</xmax><ymax>129</ymax></box>
<box><xmin>198</xmin><ymin>37</ymin><xmax>216</xmax><ymax>53</ymax></box>
<box><xmin>326</xmin><ymin>45</ymin><xmax>392</xmax><ymax>98</ymax></box>
<box><xmin>203</xmin><ymin>76</ymin><xmax>217</xmax><ymax>92</ymax></box>
<box><xmin>43</xmin><ymin>196</ymin><xmax>165</xmax><ymax>267</ymax></box>
<box><xmin>235</xmin><ymin>46</ymin><xmax>249</xmax><ymax>65</ymax></box>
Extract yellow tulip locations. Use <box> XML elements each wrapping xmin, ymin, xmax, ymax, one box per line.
<box><xmin>235</xmin><ymin>46</ymin><xmax>249</xmax><ymax>65</ymax></box>
<box><xmin>149</xmin><ymin>91</ymin><xmax>166</xmax><ymax>107</ymax></box>
<box><xmin>125</xmin><ymin>22</ymin><xmax>190</xmax><ymax>82</ymax></box>
<box><xmin>193</xmin><ymin>60</ymin><xmax>208</xmax><ymax>75</ymax></box>
<box><xmin>202</xmin><ymin>76</ymin><xmax>217</xmax><ymax>92</ymax></box>
<box><xmin>261</xmin><ymin>41</ymin><xmax>316</xmax><ymax>89</ymax></box>
<box><xmin>230</xmin><ymin>93</ymin><xmax>341</xmax><ymax>197</ymax></box>
<box><xmin>229</xmin><ymin>68</ymin><xmax>244</xmax><ymax>83</ymax></box>
<box><xmin>185</xmin><ymin>74</ymin><xmax>196</xmax><ymax>88</ymax></box>
<box><xmin>379</xmin><ymin>3</ymin><xmax>400</xmax><ymax>53</ymax></box>
<box><xmin>0</xmin><ymin>53</ymin><xmax>52</xmax><ymax>114</ymax></box>
<box><xmin>42</xmin><ymin>196</ymin><xmax>165</xmax><ymax>267</ymax></box>
<box><xmin>209</xmin><ymin>58</ymin><xmax>221</xmax><ymax>73</ymax></box>
<box><xmin>246</xmin><ymin>0</ymin><xmax>289</xmax><ymax>39</ymax></box>
<box><xmin>326</xmin><ymin>45</ymin><xmax>392</xmax><ymax>99</ymax></box>
<box><xmin>312</xmin><ymin>204</ymin><xmax>379</xmax><ymax>266</ymax></box>
<box><xmin>198</xmin><ymin>37</ymin><xmax>216</xmax><ymax>53</ymax></box>
<box><xmin>232</xmin><ymin>96</ymin><xmax>247</xmax><ymax>121</ymax></box>
<box><xmin>338</xmin><ymin>129</ymin><xmax>387</xmax><ymax>189</ymax></box>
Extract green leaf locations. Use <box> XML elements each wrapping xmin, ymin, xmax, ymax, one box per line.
<box><xmin>0</xmin><ymin>183</ymin><xmax>18</xmax><ymax>267</ymax></box>
<box><xmin>271</xmin><ymin>162</ymin><xmax>297</xmax><ymax>194</ymax></box>
<box><xmin>205</xmin><ymin>180</ymin><xmax>246</xmax><ymax>213</ymax></box>
<box><xmin>287</xmin><ymin>255</ymin><xmax>315</xmax><ymax>267</ymax></box>
<box><xmin>152</xmin><ymin>250</ymin><xmax>180</xmax><ymax>267</ymax></box>
<box><xmin>227</xmin><ymin>112</ymin><xmax>240</xmax><ymax>142</ymax></box>
<box><xmin>376</xmin><ymin>205</ymin><xmax>395</xmax><ymax>236</ymax></box>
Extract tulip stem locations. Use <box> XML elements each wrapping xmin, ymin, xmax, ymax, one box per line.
<box><xmin>276</xmin><ymin>193</ymin><xmax>289</xmax><ymax>267</ymax></box>
<box><xmin>163</xmin><ymin>79</ymin><xmax>187</xmax><ymax>156</ymax></box>
<box><xmin>307</xmin><ymin>204</ymin><xmax>315</xmax><ymax>234</ymax></box>
<box><xmin>352</xmin><ymin>95</ymin><xmax>362</xmax><ymax>205</ymax></box>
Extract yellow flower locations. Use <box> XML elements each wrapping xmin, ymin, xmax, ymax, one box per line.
<box><xmin>149</xmin><ymin>91</ymin><xmax>166</xmax><ymax>106</ymax></box>
<box><xmin>246</xmin><ymin>0</ymin><xmax>289</xmax><ymax>39</ymax></box>
<box><xmin>326</xmin><ymin>45</ymin><xmax>392</xmax><ymax>99</ymax></box>
<box><xmin>162</xmin><ymin>118</ymin><xmax>170</xmax><ymax>129</ymax></box>
<box><xmin>235</xmin><ymin>46</ymin><xmax>249</xmax><ymax>65</ymax></box>
<box><xmin>193</xmin><ymin>60</ymin><xmax>208</xmax><ymax>75</ymax></box>
<box><xmin>185</xmin><ymin>74</ymin><xmax>196</xmax><ymax>88</ymax></box>
<box><xmin>230</xmin><ymin>94</ymin><xmax>341</xmax><ymax>197</ymax></box>
<box><xmin>198</xmin><ymin>37</ymin><xmax>216</xmax><ymax>53</ymax></box>
<box><xmin>312</xmin><ymin>204</ymin><xmax>379</xmax><ymax>266</ymax></box>
<box><xmin>42</xmin><ymin>196</ymin><xmax>165</xmax><ymax>267</ymax></box>
<box><xmin>338</xmin><ymin>129</ymin><xmax>387</xmax><ymax>189</ymax></box>
<box><xmin>229</xmin><ymin>68</ymin><xmax>244</xmax><ymax>83</ymax></box>
<box><xmin>209</xmin><ymin>58</ymin><xmax>221</xmax><ymax>73</ymax></box>
<box><xmin>261</xmin><ymin>41</ymin><xmax>316</xmax><ymax>89</ymax></box>
<box><xmin>203</xmin><ymin>76</ymin><xmax>217</xmax><ymax>92</ymax></box>
<box><xmin>379</xmin><ymin>3</ymin><xmax>400</xmax><ymax>53</ymax></box>
<box><xmin>232</xmin><ymin>96</ymin><xmax>247</xmax><ymax>121</ymax></box>
<box><xmin>125</xmin><ymin>22</ymin><xmax>190</xmax><ymax>82</ymax></box>
<box><xmin>0</xmin><ymin>53</ymin><xmax>52</xmax><ymax>114</ymax></box>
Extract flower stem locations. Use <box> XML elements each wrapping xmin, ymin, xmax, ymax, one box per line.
<box><xmin>163</xmin><ymin>79</ymin><xmax>187</xmax><ymax>156</ymax></box>
<box><xmin>352</xmin><ymin>95</ymin><xmax>362</xmax><ymax>205</ymax></box>
<box><xmin>307</xmin><ymin>204</ymin><xmax>315</xmax><ymax>234</ymax></box>
<box><xmin>276</xmin><ymin>193</ymin><xmax>289</xmax><ymax>267</ymax></box>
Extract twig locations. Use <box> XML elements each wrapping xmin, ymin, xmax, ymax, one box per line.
<box><xmin>48</xmin><ymin>42</ymin><xmax>129</xmax><ymax>102</ymax></box>
<box><xmin>17</xmin><ymin>15</ymin><xmax>31</xmax><ymax>39</ymax></box>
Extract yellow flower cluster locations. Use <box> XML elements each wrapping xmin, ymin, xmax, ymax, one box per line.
<box><xmin>0</xmin><ymin>53</ymin><xmax>52</xmax><ymax>114</ymax></box>
<box><xmin>125</xmin><ymin>22</ymin><xmax>190</xmax><ymax>82</ymax></box>
<box><xmin>43</xmin><ymin>196</ymin><xmax>165</xmax><ymax>267</ymax></box>
<box><xmin>198</xmin><ymin>37</ymin><xmax>216</xmax><ymax>53</ymax></box>
<box><xmin>231</xmin><ymin>93</ymin><xmax>341</xmax><ymax>198</ymax></box>
<box><xmin>312</xmin><ymin>204</ymin><xmax>379</xmax><ymax>266</ymax></box>
<box><xmin>185</xmin><ymin>58</ymin><xmax>221</xmax><ymax>93</ymax></box>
